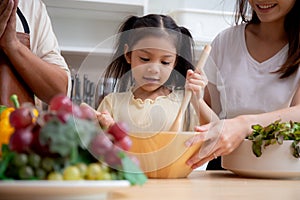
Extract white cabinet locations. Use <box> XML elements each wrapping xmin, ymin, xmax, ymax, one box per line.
<box><xmin>44</xmin><ymin>0</ymin><xmax>146</xmax><ymax>54</ymax></box>
<box><xmin>44</xmin><ymin>0</ymin><xmax>147</xmax><ymax>71</ymax></box>
<box><xmin>169</xmin><ymin>8</ymin><xmax>234</xmax><ymax>59</ymax></box>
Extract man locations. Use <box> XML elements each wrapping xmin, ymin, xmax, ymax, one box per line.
<box><xmin>0</xmin><ymin>0</ymin><xmax>70</xmax><ymax>106</ymax></box>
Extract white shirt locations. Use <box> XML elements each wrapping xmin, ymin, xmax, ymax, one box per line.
<box><xmin>205</xmin><ymin>24</ymin><xmax>300</xmax><ymax>119</ymax></box>
<box><xmin>17</xmin><ymin>0</ymin><xmax>71</xmax><ymax>97</ymax></box>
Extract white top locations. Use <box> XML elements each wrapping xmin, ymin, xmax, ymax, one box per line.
<box><xmin>97</xmin><ymin>89</ymin><xmax>199</xmax><ymax>132</ymax></box>
<box><xmin>205</xmin><ymin>24</ymin><xmax>300</xmax><ymax>119</ymax></box>
<box><xmin>17</xmin><ymin>0</ymin><xmax>71</xmax><ymax>97</ymax></box>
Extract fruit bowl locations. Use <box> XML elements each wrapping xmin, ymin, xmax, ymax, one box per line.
<box><xmin>222</xmin><ymin>139</ymin><xmax>300</xmax><ymax>179</ymax></box>
<box><xmin>127</xmin><ymin>131</ymin><xmax>202</xmax><ymax>179</ymax></box>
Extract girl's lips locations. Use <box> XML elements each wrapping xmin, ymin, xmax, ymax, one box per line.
<box><xmin>143</xmin><ymin>77</ymin><xmax>159</xmax><ymax>82</ymax></box>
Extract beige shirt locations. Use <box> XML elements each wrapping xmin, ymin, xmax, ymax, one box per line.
<box><xmin>97</xmin><ymin>89</ymin><xmax>199</xmax><ymax>132</ymax></box>
<box><xmin>17</xmin><ymin>0</ymin><xmax>71</xmax><ymax>98</ymax></box>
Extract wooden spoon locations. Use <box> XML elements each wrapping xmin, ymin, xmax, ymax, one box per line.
<box><xmin>169</xmin><ymin>44</ymin><xmax>212</xmax><ymax>132</ymax></box>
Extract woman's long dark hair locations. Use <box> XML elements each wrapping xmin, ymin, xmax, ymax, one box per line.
<box><xmin>102</xmin><ymin>14</ymin><xmax>195</xmax><ymax>92</ymax></box>
<box><xmin>235</xmin><ymin>0</ymin><xmax>300</xmax><ymax>78</ymax></box>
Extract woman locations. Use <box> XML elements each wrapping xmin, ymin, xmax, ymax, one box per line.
<box><xmin>186</xmin><ymin>0</ymin><xmax>300</xmax><ymax>169</ymax></box>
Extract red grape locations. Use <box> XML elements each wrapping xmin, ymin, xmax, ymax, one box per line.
<box><xmin>104</xmin><ymin>146</ymin><xmax>122</xmax><ymax>168</ymax></box>
<box><xmin>56</xmin><ymin>110</ymin><xmax>71</xmax><ymax>123</ymax></box>
<box><xmin>49</xmin><ymin>94</ymin><xmax>72</xmax><ymax>111</ymax></box>
<box><xmin>115</xmin><ymin>136</ymin><xmax>132</xmax><ymax>151</ymax></box>
<box><xmin>42</xmin><ymin>113</ymin><xmax>55</xmax><ymax>123</ymax></box>
<box><xmin>107</xmin><ymin>122</ymin><xmax>129</xmax><ymax>141</ymax></box>
<box><xmin>31</xmin><ymin>124</ymin><xmax>51</xmax><ymax>156</ymax></box>
<box><xmin>90</xmin><ymin>133</ymin><xmax>113</xmax><ymax>156</ymax></box>
<box><xmin>9</xmin><ymin>127</ymin><xmax>33</xmax><ymax>153</ymax></box>
<box><xmin>9</xmin><ymin>108</ymin><xmax>33</xmax><ymax>129</ymax></box>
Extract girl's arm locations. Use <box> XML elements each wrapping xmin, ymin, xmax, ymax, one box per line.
<box><xmin>186</xmin><ymin>69</ymin><xmax>219</xmax><ymax>125</ymax></box>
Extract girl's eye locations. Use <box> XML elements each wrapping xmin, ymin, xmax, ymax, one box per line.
<box><xmin>140</xmin><ymin>57</ymin><xmax>150</xmax><ymax>62</ymax></box>
<box><xmin>161</xmin><ymin>61</ymin><xmax>171</xmax><ymax>65</ymax></box>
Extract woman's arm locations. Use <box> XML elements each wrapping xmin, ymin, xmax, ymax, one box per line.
<box><xmin>186</xmin><ymin>85</ymin><xmax>300</xmax><ymax>169</ymax></box>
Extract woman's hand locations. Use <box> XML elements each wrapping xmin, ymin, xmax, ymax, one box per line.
<box><xmin>185</xmin><ymin>117</ymin><xmax>251</xmax><ymax>169</ymax></box>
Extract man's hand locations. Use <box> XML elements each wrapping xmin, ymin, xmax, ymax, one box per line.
<box><xmin>0</xmin><ymin>0</ymin><xmax>19</xmax><ymax>50</ymax></box>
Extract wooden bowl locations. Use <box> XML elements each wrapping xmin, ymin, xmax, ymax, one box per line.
<box><xmin>128</xmin><ymin>131</ymin><xmax>202</xmax><ymax>179</ymax></box>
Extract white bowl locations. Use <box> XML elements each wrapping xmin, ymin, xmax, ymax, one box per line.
<box><xmin>222</xmin><ymin>139</ymin><xmax>300</xmax><ymax>179</ymax></box>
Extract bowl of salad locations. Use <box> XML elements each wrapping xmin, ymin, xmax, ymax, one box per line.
<box><xmin>222</xmin><ymin>120</ymin><xmax>300</xmax><ymax>179</ymax></box>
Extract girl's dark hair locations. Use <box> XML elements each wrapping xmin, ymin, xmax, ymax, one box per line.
<box><xmin>102</xmin><ymin>14</ymin><xmax>195</xmax><ymax>92</ymax></box>
<box><xmin>234</xmin><ymin>0</ymin><xmax>300</xmax><ymax>78</ymax></box>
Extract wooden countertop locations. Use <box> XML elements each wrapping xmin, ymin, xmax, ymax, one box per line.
<box><xmin>109</xmin><ymin>170</ymin><xmax>300</xmax><ymax>200</ymax></box>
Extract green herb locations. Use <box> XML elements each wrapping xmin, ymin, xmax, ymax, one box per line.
<box><xmin>248</xmin><ymin>120</ymin><xmax>300</xmax><ymax>158</ymax></box>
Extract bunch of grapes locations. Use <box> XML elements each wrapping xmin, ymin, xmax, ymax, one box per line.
<box><xmin>8</xmin><ymin>94</ymin><xmax>95</xmax><ymax>156</ymax></box>
<box><xmin>90</xmin><ymin>122</ymin><xmax>136</xmax><ymax>169</ymax></box>
<box><xmin>0</xmin><ymin>94</ymin><xmax>140</xmax><ymax>181</ymax></box>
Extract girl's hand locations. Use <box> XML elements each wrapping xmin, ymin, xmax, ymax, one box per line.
<box><xmin>185</xmin><ymin>117</ymin><xmax>250</xmax><ymax>169</ymax></box>
<box><xmin>96</xmin><ymin>110</ymin><xmax>115</xmax><ymax>129</ymax></box>
<box><xmin>186</xmin><ymin>69</ymin><xmax>208</xmax><ymax>100</ymax></box>
<box><xmin>80</xmin><ymin>103</ymin><xmax>115</xmax><ymax>129</ymax></box>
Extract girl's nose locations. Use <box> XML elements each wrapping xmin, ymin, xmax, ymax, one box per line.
<box><xmin>147</xmin><ymin>63</ymin><xmax>160</xmax><ymax>73</ymax></box>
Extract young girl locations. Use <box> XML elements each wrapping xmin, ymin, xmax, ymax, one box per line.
<box><xmin>96</xmin><ymin>14</ymin><xmax>217</xmax><ymax>132</ymax></box>
<box><xmin>186</xmin><ymin>0</ymin><xmax>300</xmax><ymax>169</ymax></box>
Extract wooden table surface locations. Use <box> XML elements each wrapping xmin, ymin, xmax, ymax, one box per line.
<box><xmin>109</xmin><ymin>170</ymin><xmax>300</xmax><ymax>200</ymax></box>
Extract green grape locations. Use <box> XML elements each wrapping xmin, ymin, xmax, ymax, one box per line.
<box><xmin>47</xmin><ymin>172</ymin><xmax>63</xmax><ymax>180</ymax></box>
<box><xmin>76</xmin><ymin>163</ymin><xmax>88</xmax><ymax>178</ymax></box>
<box><xmin>97</xmin><ymin>171</ymin><xmax>112</xmax><ymax>180</ymax></box>
<box><xmin>28</xmin><ymin>153</ymin><xmax>41</xmax><ymax>169</ymax></box>
<box><xmin>41</xmin><ymin>157</ymin><xmax>54</xmax><ymax>172</ymax></box>
<box><xmin>13</xmin><ymin>153</ymin><xmax>28</xmax><ymax>167</ymax></box>
<box><xmin>19</xmin><ymin>166</ymin><xmax>34</xmax><ymax>180</ymax></box>
<box><xmin>35</xmin><ymin>168</ymin><xmax>47</xmax><ymax>180</ymax></box>
<box><xmin>86</xmin><ymin>163</ymin><xmax>102</xmax><ymax>180</ymax></box>
<box><xmin>63</xmin><ymin>166</ymin><xmax>81</xmax><ymax>180</ymax></box>
<box><xmin>99</xmin><ymin>163</ymin><xmax>110</xmax><ymax>173</ymax></box>
<box><xmin>110</xmin><ymin>172</ymin><xmax>118</xmax><ymax>180</ymax></box>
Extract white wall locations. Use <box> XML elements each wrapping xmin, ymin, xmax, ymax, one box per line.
<box><xmin>147</xmin><ymin>0</ymin><xmax>236</xmax><ymax>14</ymax></box>
<box><xmin>146</xmin><ymin>0</ymin><xmax>236</xmax><ymax>50</ymax></box>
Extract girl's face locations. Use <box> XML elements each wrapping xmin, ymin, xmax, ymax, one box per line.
<box><xmin>125</xmin><ymin>36</ymin><xmax>177</xmax><ymax>93</ymax></box>
<box><xmin>249</xmin><ymin>0</ymin><xmax>296</xmax><ymax>23</ymax></box>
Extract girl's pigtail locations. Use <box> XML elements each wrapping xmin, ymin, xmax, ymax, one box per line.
<box><xmin>177</xmin><ymin>26</ymin><xmax>195</xmax><ymax>72</ymax></box>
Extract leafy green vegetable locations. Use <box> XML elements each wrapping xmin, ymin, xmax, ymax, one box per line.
<box><xmin>40</xmin><ymin>116</ymin><xmax>98</xmax><ymax>161</ymax></box>
<box><xmin>118</xmin><ymin>152</ymin><xmax>148</xmax><ymax>185</ymax></box>
<box><xmin>248</xmin><ymin>120</ymin><xmax>300</xmax><ymax>158</ymax></box>
<box><xmin>0</xmin><ymin>145</ymin><xmax>16</xmax><ymax>179</ymax></box>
